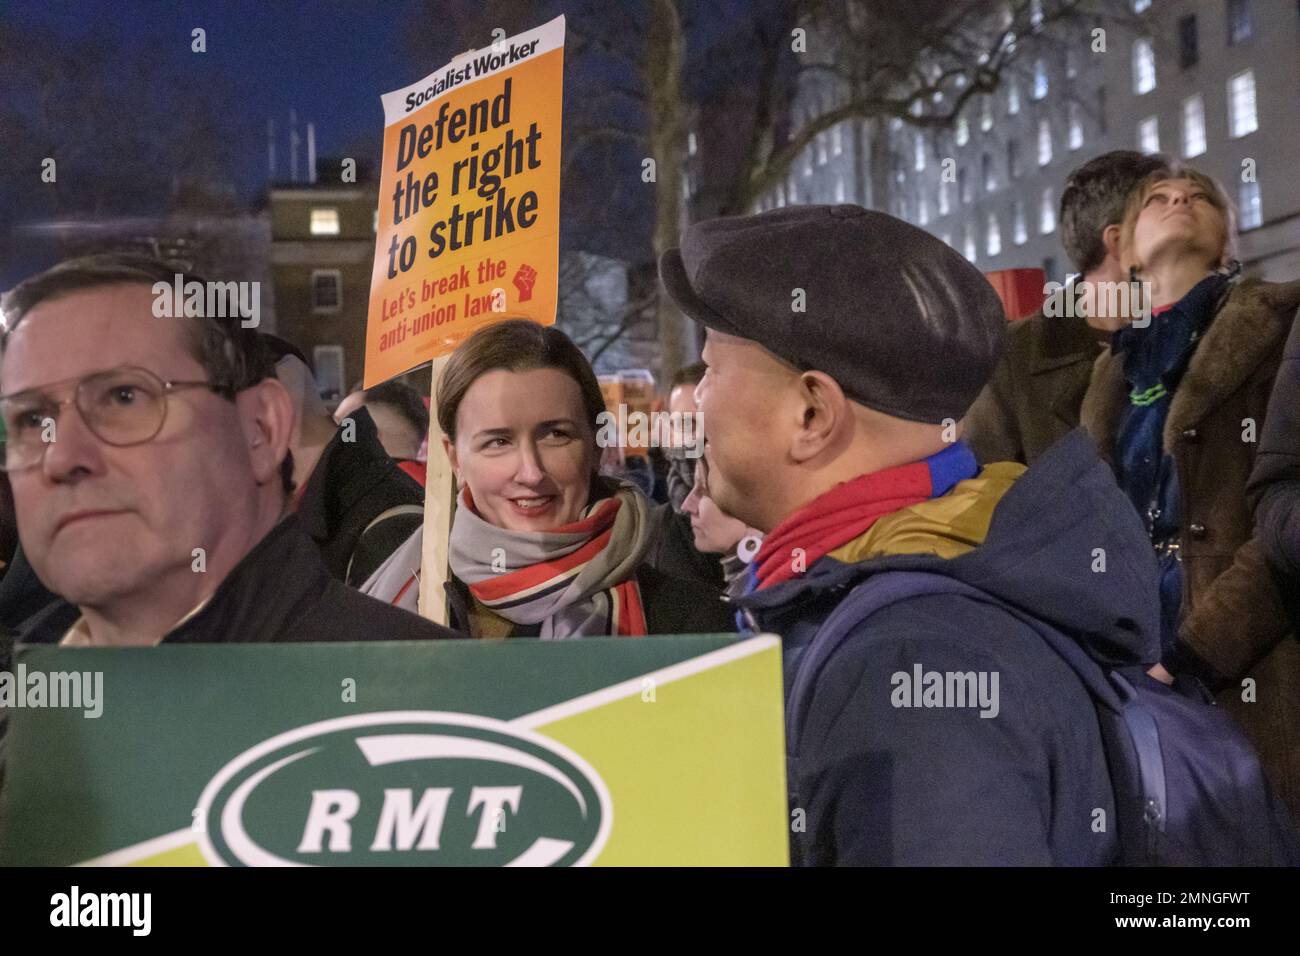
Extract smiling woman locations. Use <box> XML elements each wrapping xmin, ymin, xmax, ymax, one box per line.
<box><xmin>433</xmin><ymin>319</ymin><xmax>734</xmax><ymax>640</ymax></box>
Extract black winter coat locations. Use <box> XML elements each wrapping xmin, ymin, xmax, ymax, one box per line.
<box><xmin>297</xmin><ymin>407</ymin><xmax>425</xmax><ymax>587</ymax></box>
<box><xmin>16</xmin><ymin>517</ymin><xmax>461</xmax><ymax>645</ymax></box>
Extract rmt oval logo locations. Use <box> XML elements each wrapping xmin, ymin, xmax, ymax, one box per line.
<box><xmin>195</xmin><ymin>712</ymin><xmax>610</xmax><ymax>866</ymax></box>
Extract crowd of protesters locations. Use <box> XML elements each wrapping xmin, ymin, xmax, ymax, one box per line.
<box><xmin>0</xmin><ymin>148</ymin><xmax>1298</xmax><ymax>865</ymax></box>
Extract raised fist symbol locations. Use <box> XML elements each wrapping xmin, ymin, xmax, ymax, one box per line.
<box><xmin>513</xmin><ymin>264</ymin><xmax>537</xmax><ymax>302</ymax></box>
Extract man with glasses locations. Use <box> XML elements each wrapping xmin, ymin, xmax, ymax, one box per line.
<box><xmin>0</xmin><ymin>253</ymin><xmax>458</xmax><ymax>646</ymax></box>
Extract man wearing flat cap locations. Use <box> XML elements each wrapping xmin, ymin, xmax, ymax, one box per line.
<box><xmin>662</xmin><ymin>205</ymin><xmax>1161</xmax><ymax>865</ymax></box>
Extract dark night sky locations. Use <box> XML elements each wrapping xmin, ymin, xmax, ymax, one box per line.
<box><xmin>5</xmin><ymin>0</ymin><xmax>440</xmax><ymax>195</ymax></box>
<box><xmin>0</xmin><ymin>0</ymin><xmax>745</xmax><ymax>285</ymax></box>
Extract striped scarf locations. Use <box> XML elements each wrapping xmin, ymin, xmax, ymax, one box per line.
<box><xmin>751</xmin><ymin>443</ymin><xmax>979</xmax><ymax>591</ymax></box>
<box><xmin>448</xmin><ymin>480</ymin><xmax>652</xmax><ymax>638</ymax></box>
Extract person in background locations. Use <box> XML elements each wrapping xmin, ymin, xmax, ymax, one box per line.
<box><xmin>435</xmin><ymin>319</ymin><xmax>734</xmax><ymax>638</ymax></box>
<box><xmin>267</xmin><ymin>336</ymin><xmax>425</xmax><ymax>588</ymax></box>
<box><xmin>679</xmin><ymin>452</ymin><xmax>762</xmax><ymax>601</ymax></box>
<box><xmin>334</xmin><ymin>380</ymin><xmax>429</xmax><ymax>487</ymax></box>
<box><xmin>642</xmin><ymin>363</ymin><xmax>728</xmax><ymax>592</ymax></box>
<box><xmin>965</xmin><ymin>150</ymin><xmax>1169</xmax><ymax>465</ymax></box>
<box><xmin>1078</xmin><ymin>166</ymin><xmax>1300</xmax><ymax>821</ymax></box>
<box><xmin>665</xmin><ymin>362</ymin><xmax>707</xmax><ymax>510</ymax></box>
<box><xmin>611</xmin><ymin>453</ymin><xmax>656</xmax><ymax>499</ymax></box>
<box><xmin>0</xmin><ymin>253</ymin><xmax>458</xmax><ymax>646</ymax></box>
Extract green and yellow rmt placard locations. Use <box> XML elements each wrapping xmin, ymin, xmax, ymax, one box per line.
<box><xmin>0</xmin><ymin>635</ymin><xmax>787</xmax><ymax>866</ymax></box>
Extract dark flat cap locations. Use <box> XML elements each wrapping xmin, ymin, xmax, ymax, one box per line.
<box><xmin>660</xmin><ymin>205</ymin><xmax>1007</xmax><ymax>424</ymax></box>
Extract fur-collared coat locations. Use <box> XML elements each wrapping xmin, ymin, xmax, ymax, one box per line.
<box><xmin>1080</xmin><ymin>276</ymin><xmax>1300</xmax><ymax>821</ymax></box>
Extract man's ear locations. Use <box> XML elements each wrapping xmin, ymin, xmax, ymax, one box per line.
<box><xmin>236</xmin><ymin>378</ymin><xmax>295</xmax><ymax>488</ymax></box>
<box><xmin>789</xmin><ymin>371</ymin><xmax>848</xmax><ymax>465</ymax></box>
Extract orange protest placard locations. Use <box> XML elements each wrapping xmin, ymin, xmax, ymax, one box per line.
<box><xmin>364</xmin><ymin>16</ymin><xmax>565</xmax><ymax>387</ymax></box>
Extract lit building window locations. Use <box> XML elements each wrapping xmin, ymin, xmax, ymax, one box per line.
<box><xmin>1227</xmin><ymin>0</ymin><xmax>1252</xmax><ymax>46</ymax></box>
<box><xmin>1133</xmin><ymin>38</ymin><xmax>1156</xmax><ymax>94</ymax></box>
<box><xmin>310</xmin><ymin>208</ymin><xmax>340</xmax><ymax>236</ymax></box>
<box><xmin>1069</xmin><ymin>102</ymin><xmax>1084</xmax><ymax>150</ymax></box>
<box><xmin>1228</xmin><ymin>70</ymin><xmax>1258</xmax><ymax>138</ymax></box>
<box><xmin>986</xmin><ymin>213</ymin><xmax>1002</xmax><ymax>257</ymax></box>
<box><xmin>1138</xmin><ymin>116</ymin><xmax>1160</xmax><ymax>154</ymax></box>
<box><xmin>939</xmin><ymin>180</ymin><xmax>951</xmax><ymax>215</ymax></box>
<box><xmin>1031</xmin><ymin>0</ymin><xmax>1044</xmax><ymax>27</ymax></box>
<box><xmin>1239</xmin><ymin>180</ymin><xmax>1262</xmax><ymax>229</ymax></box>
<box><xmin>1040</xmin><ymin>186</ymin><xmax>1056</xmax><ymax>234</ymax></box>
<box><xmin>832</xmin><ymin>124</ymin><xmax>843</xmax><ymax>156</ymax></box>
<box><xmin>981</xmin><ymin>95</ymin><xmax>994</xmax><ymax>132</ymax></box>
<box><xmin>817</xmin><ymin>132</ymin><xmax>828</xmax><ymax>164</ymax></box>
<box><xmin>1038</xmin><ymin>118</ymin><xmax>1053</xmax><ymax>166</ymax></box>
<box><xmin>942</xmin><ymin>232</ymin><xmax>953</xmax><ymax>248</ymax></box>
<box><xmin>919</xmin><ymin>195</ymin><xmax>930</xmax><ymax>225</ymax></box>
<box><xmin>804</xmin><ymin>146</ymin><xmax>813</xmax><ymax>176</ymax></box>
<box><xmin>1007</xmin><ymin>79</ymin><xmax>1020</xmax><ymax>114</ymax></box>
<box><xmin>960</xmin><ymin>166</ymin><xmax>973</xmax><ymax>203</ymax></box>
<box><xmin>956</xmin><ymin>115</ymin><xmax>970</xmax><ymax>145</ymax></box>
<box><xmin>688</xmin><ymin>131</ymin><xmax>698</xmax><ymax>156</ymax></box>
<box><xmin>964</xmin><ymin>222</ymin><xmax>978</xmax><ymax>262</ymax></box>
<box><xmin>1007</xmin><ymin>139</ymin><xmax>1022</xmax><ymax>179</ymax></box>
<box><xmin>776</xmin><ymin>183</ymin><xmax>786</xmax><ymax>207</ymax></box>
<box><xmin>1066</xmin><ymin>48</ymin><xmax>1079</xmax><ymax>80</ymax></box>
<box><xmin>788</xmin><ymin>175</ymin><xmax>798</xmax><ymax>203</ymax></box>
<box><xmin>983</xmin><ymin>152</ymin><xmax>996</xmax><ymax>193</ymax></box>
<box><xmin>915</xmin><ymin>133</ymin><xmax>927</xmax><ymax>171</ymax></box>
<box><xmin>1182</xmin><ymin>95</ymin><xmax>1206</xmax><ymax>157</ymax></box>
<box><xmin>1133</xmin><ymin>0</ymin><xmax>1151</xmax><ymax>11</ymax></box>
<box><xmin>1013</xmin><ymin>200</ymin><xmax>1028</xmax><ymax>245</ymax></box>
<box><xmin>835</xmin><ymin>176</ymin><xmax>846</xmax><ymax>203</ymax></box>
<box><xmin>1033</xmin><ymin>59</ymin><xmax>1048</xmax><ymax>99</ymax></box>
